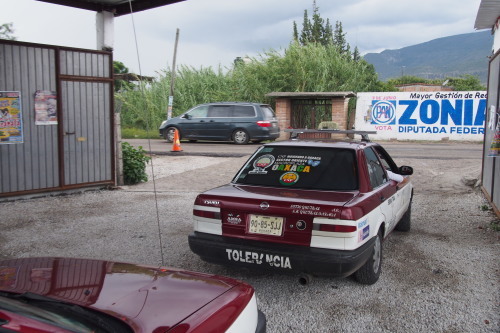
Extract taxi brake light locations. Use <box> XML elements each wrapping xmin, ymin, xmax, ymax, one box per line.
<box><xmin>193</xmin><ymin>210</ymin><xmax>221</xmax><ymax>219</ymax></box>
<box><xmin>319</xmin><ymin>224</ymin><xmax>356</xmax><ymax>233</ymax></box>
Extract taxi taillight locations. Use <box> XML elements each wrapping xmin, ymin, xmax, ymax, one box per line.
<box><xmin>193</xmin><ymin>209</ymin><xmax>221</xmax><ymax>219</ymax></box>
<box><xmin>318</xmin><ymin>224</ymin><xmax>356</xmax><ymax>233</ymax></box>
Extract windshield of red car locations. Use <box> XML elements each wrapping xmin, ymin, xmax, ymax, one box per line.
<box><xmin>233</xmin><ymin>146</ymin><xmax>358</xmax><ymax>191</ymax></box>
<box><xmin>0</xmin><ymin>293</ymin><xmax>133</xmax><ymax>333</ymax></box>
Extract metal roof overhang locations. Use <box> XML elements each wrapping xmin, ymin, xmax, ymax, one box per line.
<box><xmin>475</xmin><ymin>0</ymin><xmax>500</xmax><ymax>30</ymax></box>
<box><xmin>36</xmin><ymin>0</ymin><xmax>185</xmax><ymax>17</ymax></box>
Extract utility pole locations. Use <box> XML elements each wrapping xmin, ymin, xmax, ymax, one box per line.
<box><xmin>167</xmin><ymin>28</ymin><xmax>180</xmax><ymax>120</ymax></box>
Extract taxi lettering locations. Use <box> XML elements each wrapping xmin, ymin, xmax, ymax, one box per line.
<box><xmin>272</xmin><ymin>164</ymin><xmax>311</xmax><ymax>172</ymax></box>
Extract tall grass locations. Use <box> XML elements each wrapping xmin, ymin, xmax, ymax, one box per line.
<box><xmin>117</xmin><ymin>43</ymin><xmax>387</xmax><ymax>133</ymax></box>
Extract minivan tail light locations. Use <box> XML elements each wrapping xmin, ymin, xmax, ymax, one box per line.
<box><xmin>256</xmin><ymin>121</ymin><xmax>272</xmax><ymax>127</ymax></box>
<box><xmin>318</xmin><ymin>224</ymin><xmax>356</xmax><ymax>233</ymax></box>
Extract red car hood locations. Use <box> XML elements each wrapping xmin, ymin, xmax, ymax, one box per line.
<box><xmin>0</xmin><ymin>257</ymin><xmax>245</xmax><ymax>332</ymax></box>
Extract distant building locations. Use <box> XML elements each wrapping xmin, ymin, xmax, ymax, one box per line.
<box><xmin>395</xmin><ymin>84</ymin><xmax>453</xmax><ymax>92</ymax></box>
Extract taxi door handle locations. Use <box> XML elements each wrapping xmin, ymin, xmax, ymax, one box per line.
<box><xmin>380</xmin><ymin>196</ymin><xmax>385</xmax><ymax>202</ymax></box>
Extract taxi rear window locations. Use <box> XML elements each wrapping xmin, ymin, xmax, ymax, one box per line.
<box><xmin>233</xmin><ymin>146</ymin><xmax>358</xmax><ymax>190</ymax></box>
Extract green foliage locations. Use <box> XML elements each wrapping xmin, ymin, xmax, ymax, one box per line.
<box><xmin>297</xmin><ymin>1</ymin><xmax>334</xmax><ymax>47</ymax></box>
<box><xmin>490</xmin><ymin>219</ymin><xmax>500</xmax><ymax>232</ymax></box>
<box><xmin>387</xmin><ymin>75</ymin><xmax>428</xmax><ymax>85</ymax></box>
<box><xmin>121</xmin><ymin>127</ymin><xmax>159</xmax><ymax>139</ymax></box>
<box><xmin>387</xmin><ymin>74</ymin><xmax>486</xmax><ymax>90</ymax></box>
<box><xmin>116</xmin><ymin>78</ymin><xmax>170</xmax><ymax>131</ymax></box>
<box><xmin>334</xmin><ymin>21</ymin><xmax>349</xmax><ymax>55</ymax></box>
<box><xmin>232</xmin><ymin>43</ymin><xmax>382</xmax><ymax>95</ymax></box>
<box><xmin>0</xmin><ymin>23</ymin><xmax>16</xmax><ymax>40</ymax></box>
<box><xmin>113</xmin><ymin>60</ymin><xmax>135</xmax><ymax>92</ymax></box>
<box><xmin>122</xmin><ymin>142</ymin><xmax>151</xmax><ymax>185</ymax></box>
<box><xmin>117</xmin><ymin>42</ymin><xmax>389</xmax><ymax>132</ymax></box>
<box><xmin>294</xmin><ymin>1</ymin><xmax>354</xmax><ymax>59</ymax></box>
<box><xmin>445</xmin><ymin>75</ymin><xmax>486</xmax><ymax>91</ymax></box>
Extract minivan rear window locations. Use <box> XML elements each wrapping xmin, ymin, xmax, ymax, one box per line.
<box><xmin>261</xmin><ymin>106</ymin><xmax>276</xmax><ymax>120</ymax></box>
<box><xmin>233</xmin><ymin>146</ymin><xmax>358</xmax><ymax>191</ymax></box>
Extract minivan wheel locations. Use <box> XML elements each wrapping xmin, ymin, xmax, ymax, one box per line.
<box><xmin>232</xmin><ymin>129</ymin><xmax>249</xmax><ymax>144</ymax></box>
<box><xmin>164</xmin><ymin>127</ymin><xmax>178</xmax><ymax>143</ymax></box>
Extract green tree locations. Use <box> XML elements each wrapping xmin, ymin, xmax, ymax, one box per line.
<box><xmin>299</xmin><ymin>9</ymin><xmax>312</xmax><ymax>45</ymax></box>
<box><xmin>352</xmin><ymin>46</ymin><xmax>361</xmax><ymax>62</ymax></box>
<box><xmin>334</xmin><ymin>21</ymin><xmax>349</xmax><ymax>55</ymax></box>
<box><xmin>387</xmin><ymin>74</ymin><xmax>486</xmax><ymax>90</ymax></box>
<box><xmin>0</xmin><ymin>23</ymin><xmax>16</xmax><ymax>40</ymax></box>
<box><xmin>113</xmin><ymin>60</ymin><xmax>134</xmax><ymax>92</ymax></box>
<box><xmin>323</xmin><ymin>18</ymin><xmax>333</xmax><ymax>45</ymax></box>
<box><xmin>296</xmin><ymin>0</ymin><xmax>333</xmax><ymax>47</ymax></box>
<box><xmin>294</xmin><ymin>2</ymin><xmax>357</xmax><ymax>59</ymax></box>
<box><xmin>293</xmin><ymin>21</ymin><xmax>299</xmax><ymax>42</ymax></box>
<box><xmin>446</xmin><ymin>75</ymin><xmax>485</xmax><ymax>91</ymax></box>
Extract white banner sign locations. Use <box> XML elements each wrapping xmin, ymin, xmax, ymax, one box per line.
<box><xmin>355</xmin><ymin>91</ymin><xmax>487</xmax><ymax>141</ymax></box>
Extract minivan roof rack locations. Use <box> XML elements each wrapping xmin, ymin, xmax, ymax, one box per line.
<box><xmin>284</xmin><ymin>129</ymin><xmax>377</xmax><ymax>142</ymax></box>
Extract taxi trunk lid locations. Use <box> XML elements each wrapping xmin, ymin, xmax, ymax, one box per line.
<box><xmin>193</xmin><ymin>184</ymin><xmax>358</xmax><ymax>247</ymax></box>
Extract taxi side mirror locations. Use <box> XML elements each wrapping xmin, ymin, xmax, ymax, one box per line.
<box><xmin>399</xmin><ymin>166</ymin><xmax>413</xmax><ymax>175</ymax></box>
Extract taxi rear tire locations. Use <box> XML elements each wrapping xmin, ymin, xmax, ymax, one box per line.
<box><xmin>354</xmin><ymin>230</ymin><xmax>382</xmax><ymax>285</ymax></box>
<box><xmin>395</xmin><ymin>202</ymin><xmax>411</xmax><ymax>232</ymax></box>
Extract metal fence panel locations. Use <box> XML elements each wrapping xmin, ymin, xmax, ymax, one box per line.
<box><xmin>0</xmin><ymin>43</ymin><xmax>59</xmax><ymax>193</ymax></box>
<box><xmin>0</xmin><ymin>41</ymin><xmax>113</xmax><ymax>197</ymax></box>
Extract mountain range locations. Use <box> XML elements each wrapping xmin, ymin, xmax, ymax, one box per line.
<box><xmin>363</xmin><ymin>30</ymin><xmax>492</xmax><ymax>84</ymax></box>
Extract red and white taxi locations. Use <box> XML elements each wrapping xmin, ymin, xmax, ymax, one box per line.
<box><xmin>188</xmin><ymin>130</ymin><xmax>413</xmax><ymax>285</ymax></box>
<box><xmin>0</xmin><ymin>257</ymin><xmax>266</xmax><ymax>332</ymax></box>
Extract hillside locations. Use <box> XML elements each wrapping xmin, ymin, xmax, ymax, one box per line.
<box><xmin>363</xmin><ymin>31</ymin><xmax>492</xmax><ymax>83</ymax></box>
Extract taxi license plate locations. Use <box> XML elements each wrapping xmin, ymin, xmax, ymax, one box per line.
<box><xmin>248</xmin><ymin>215</ymin><xmax>283</xmax><ymax>236</ymax></box>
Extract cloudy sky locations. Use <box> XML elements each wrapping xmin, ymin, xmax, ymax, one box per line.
<box><xmin>1</xmin><ymin>0</ymin><xmax>485</xmax><ymax>76</ymax></box>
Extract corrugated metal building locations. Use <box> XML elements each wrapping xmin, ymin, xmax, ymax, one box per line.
<box><xmin>0</xmin><ymin>40</ymin><xmax>115</xmax><ymax>198</ymax></box>
<box><xmin>475</xmin><ymin>0</ymin><xmax>500</xmax><ymax>217</ymax></box>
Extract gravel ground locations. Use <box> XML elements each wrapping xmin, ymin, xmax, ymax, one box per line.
<box><xmin>0</xmin><ymin>153</ymin><xmax>499</xmax><ymax>333</ymax></box>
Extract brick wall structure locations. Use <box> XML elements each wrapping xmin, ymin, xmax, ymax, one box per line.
<box><xmin>267</xmin><ymin>92</ymin><xmax>355</xmax><ymax>140</ymax></box>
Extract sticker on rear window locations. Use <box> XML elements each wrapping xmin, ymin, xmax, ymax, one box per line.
<box><xmin>249</xmin><ymin>154</ymin><xmax>275</xmax><ymax>174</ymax></box>
<box><xmin>280</xmin><ymin>172</ymin><xmax>299</xmax><ymax>185</ymax></box>
<box><xmin>270</xmin><ymin>154</ymin><xmax>321</xmax><ymax>173</ymax></box>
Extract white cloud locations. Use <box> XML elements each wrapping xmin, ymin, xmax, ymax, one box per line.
<box><xmin>1</xmin><ymin>0</ymin><xmax>484</xmax><ymax>76</ymax></box>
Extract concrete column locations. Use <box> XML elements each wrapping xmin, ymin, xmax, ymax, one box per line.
<box><xmin>96</xmin><ymin>11</ymin><xmax>115</xmax><ymax>51</ymax></box>
<box><xmin>115</xmin><ymin>112</ymin><xmax>123</xmax><ymax>186</ymax></box>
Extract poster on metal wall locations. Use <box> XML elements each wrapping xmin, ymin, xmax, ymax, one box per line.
<box><xmin>0</xmin><ymin>91</ymin><xmax>23</xmax><ymax>144</ymax></box>
<box><xmin>488</xmin><ymin>110</ymin><xmax>500</xmax><ymax>157</ymax></box>
<box><xmin>34</xmin><ymin>90</ymin><xmax>57</xmax><ymax>125</ymax></box>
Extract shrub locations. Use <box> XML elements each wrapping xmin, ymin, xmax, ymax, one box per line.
<box><xmin>122</xmin><ymin>142</ymin><xmax>151</xmax><ymax>185</ymax></box>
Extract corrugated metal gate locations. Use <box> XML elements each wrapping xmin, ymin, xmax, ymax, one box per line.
<box><xmin>0</xmin><ymin>40</ymin><xmax>114</xmax><ymax>198</ymax></box>
<box><xmin>483</xmin><ymin>50</ymin><xmax>500</xmax><ymax>215</ymax></box>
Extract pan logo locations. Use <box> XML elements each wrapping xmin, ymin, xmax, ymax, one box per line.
<box><xmin>371</xmin><ymin>100</ymin><xmax>396</xmax><ymax>125</ymax></box>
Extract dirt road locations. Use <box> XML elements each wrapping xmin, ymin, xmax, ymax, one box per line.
<box><xmin>0</xmin><ymin>142</ymin><xmax>498</xmax><ymax>332</ymax></box>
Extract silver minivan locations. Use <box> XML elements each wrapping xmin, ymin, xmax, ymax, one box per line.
<box><xmin>159</xmin><ymin>102</ymin><xmax>280</xmax><ymax>144</ymax></box>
